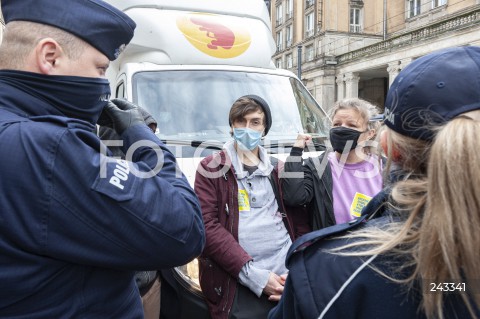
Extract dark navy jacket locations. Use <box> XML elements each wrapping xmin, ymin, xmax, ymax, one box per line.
<box><xmin>268</xmin><ymin>190</ymin><xmax>478</xmax><ymax>319</ymax></box>
<box><xmin>0</xmin><ymin>75</ymin><xmax>205</xmax><ymax>318</ymax></box>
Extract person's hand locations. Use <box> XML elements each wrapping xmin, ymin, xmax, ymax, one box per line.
<box><xmin>293</xmin><ymin>133</ymin><xmax>312</xmax><ymax>148</ymax></box>
<box><xmin>97</xmin><ymin>98</ymin><xmax>145</xmax><ymax>135</ymax></box>
<box><xmin>263</xmin><ymin>272</ymin><xmax>286</xmax><ymax>302</ymax></box>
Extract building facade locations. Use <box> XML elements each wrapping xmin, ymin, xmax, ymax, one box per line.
<box><xmin>271</xmin><ymin>0</ymin><xmax>480</xmax><ymax>112</ymax></box>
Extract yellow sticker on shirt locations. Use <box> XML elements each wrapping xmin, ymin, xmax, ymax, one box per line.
<box><xmin>238</xmin><ymin>189</ymin><xmax>251</xmax><ymax>212</ymax></box>
<box><xmin>350</xmin><ymin>192</ymin><xmax>372</xmax><ymax>217</ymax></box>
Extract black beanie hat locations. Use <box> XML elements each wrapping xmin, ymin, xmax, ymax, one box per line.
<box><xmin>229</xmin><ymin>94</ymin><xmax>272</xmax><ymax>136</ymax></box>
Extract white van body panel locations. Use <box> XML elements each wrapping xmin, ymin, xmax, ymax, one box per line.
<box><xmin>105</xmin><ymin>0</ymin><xmax>276</xmax><ymax>71</ymax></box>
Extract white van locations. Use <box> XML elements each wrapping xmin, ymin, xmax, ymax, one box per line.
<box><xmin>104</xmin><ymin>0</ymin><xmax>329</xmax><ymax>317</ymax></box>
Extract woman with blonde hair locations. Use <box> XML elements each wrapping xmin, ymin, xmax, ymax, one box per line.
<box><xmin>282</xmin><ymin>97</ymin><xmax>383</xmax><ymax>230</ymax></box>
<box><xmin>269</xmin><ymin>46</ymin><xmax>480</xmax><ymax>319</ymax></box>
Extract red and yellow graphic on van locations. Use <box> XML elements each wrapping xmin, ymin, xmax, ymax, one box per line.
<box><xmin>177</xmin><ymin>13</ymin><xmax>251</xmax><ymax>59</ymax></box>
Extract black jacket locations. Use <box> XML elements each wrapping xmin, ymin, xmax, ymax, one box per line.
<box><xmin>282</xmin><ymin>148</ymin><xmax>335</xmax><ymax>230</ymax></box>
<box><xmin>268</xmin><ymin>189</ymin><xmax>479</xmax><ymax>319</ymax></box>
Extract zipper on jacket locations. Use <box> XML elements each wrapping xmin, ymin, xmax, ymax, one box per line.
<box><xmin>222</xmin><ymin>175</ymin><xmax>234</xmax><ymax>313</ymax></box>
<box><xmin>229</xmin><ymin>173</ymin><xmax>236</xmax><ymax>235</ymax></box>
<box><xmin>222</xmin><ymin>277</ymin><xmax>231</xmax><ymax>312</ymax></box>
<box><xmin>316</xmin><ymin>155</ymin><xmax>333</xmax><ymax>204</ymax></box>
<box><xmin>221</xmin><ymin>168</ymin><xmax>236</xmax><ymax>314</ymax></box>
<box><xmin>226</xmin><ymin>178</ymin><xmax>235</xmax><ymax>312</ymax></box>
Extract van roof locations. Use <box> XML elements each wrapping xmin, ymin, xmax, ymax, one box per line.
<box><xmin>104</xmin><ymin>0</ymin><xmax>276</xmax><ymax>69</ymax></box>
<box><xmin>105</xmin><ymin>0</ymin><xmax>272</xmax><ymax>29</ymax></box>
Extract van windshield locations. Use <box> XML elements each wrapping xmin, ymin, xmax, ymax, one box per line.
<box><xmin>132</xmin><ymin>70</ymin><xmax>329</xmax><ymax>148</ymax></box>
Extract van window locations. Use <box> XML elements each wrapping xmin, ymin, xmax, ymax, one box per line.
<box><xmin>116</xmin><ymin>81</ymin><xmax>125</xmax><ymax>99</ymax></box>
<box><xmin>132</xmin><ymin>70</ymin><xmax>328</xmax><ymax>155</ymax></box>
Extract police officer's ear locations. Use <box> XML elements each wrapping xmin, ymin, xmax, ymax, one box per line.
<box><xmin>31</xmin><ymin>38</ymin><xmax>64</xmax><ymax>75</ymax></box>
<box><xmin>380</xmin><ymin>129</ymin><xmax>401</xmax><ymax>161</ymax></box>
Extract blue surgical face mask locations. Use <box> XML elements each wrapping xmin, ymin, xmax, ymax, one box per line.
<box><xmin>233</xmin><ymin>127</ymin><xmax>263</xmax><ymax>150</ymax></box>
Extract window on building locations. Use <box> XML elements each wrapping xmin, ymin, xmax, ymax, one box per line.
<box><xmin>276</xmin><ymin>57</ymin><xmax>283</xmax><ymax>69</ymax></box>
<box><xmin>286</xmin><ymin>25</ymin><xmax>293</xmax><ymax>47</ymax></box>
<box><xmin>306</xmin><ymin>44</ymin><xmax>314</xmax><ymax>62</ymax></box>
<box><xmin>276</xmin><ymin>4</ymin><xmax>283</xmax><ymax>25</ymax></box>
<box><xmin>349</xmin><ymin>8</ymin><xmax>362</xmax><ymax>33</ymax></box>
<box><xmin>305</xmin><ymin>12</ymin><xmax>314</xmax><ymax>38</ymax></box>
<box><xmin>286</xmin><ymin>0</ymin><xmax>293</xmax><ymax>19</ymax></box>
<box><xmin>432</xmin><ymin>0</ymin><xmax>447</xmax><ymax>8</ymax></box>
<box><xmin>407</xmin><ymin>0</ymin><xmax>421</xmax><ymax>18</ymax></box>
<box><xmin>306</xmin><ymin>0</ymin><xmax>314</xmax><ymax>8</ymax></box>
<box><xmin>276</xmin><ymin>30</ymin><xmax>283</xmax><ymax>51</ymax></box>
<box><xmin>287</xmin><ymin>54</ymin><xmax>293</xmax><ymax>68</ymax></box>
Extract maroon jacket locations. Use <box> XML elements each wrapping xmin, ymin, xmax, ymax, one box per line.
<box><xmin>194</xmin><ymin>150</ymin><xmax>310</xmax><ymax>319</ymax></box>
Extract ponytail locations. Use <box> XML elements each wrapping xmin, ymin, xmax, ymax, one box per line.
<box><xmin>419</xmin><ymin>116</ymin><xmax>480</xmax><ymax>319</ymax></box>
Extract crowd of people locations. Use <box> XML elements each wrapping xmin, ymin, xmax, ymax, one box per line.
<box><xmin>0</xmin><ymin>0</ymin><xmax>479</xmax><ymax>318</ymax></box>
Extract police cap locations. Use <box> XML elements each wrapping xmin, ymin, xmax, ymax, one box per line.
<box><xmin>384</xmin><ymin>46</ymin><xmax>480</xmax><ymax>141</ymax></box>
<box><xmin>1</xmin><ymin>0</ymin><xmax>136</xmax><ymax>61</ymax></box>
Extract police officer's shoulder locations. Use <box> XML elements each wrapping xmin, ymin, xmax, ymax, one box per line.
<box><xmin>30</xmin><ymin>115</ymin><xmax>94</xmax><ymax>130</ymax></box>
<box><xmin>286</xmin><ymin>215</ymin><xmax>367</xmax><ymax>266</ymax></box>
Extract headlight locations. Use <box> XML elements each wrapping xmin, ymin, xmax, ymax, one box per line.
<box><xmin>173</xmin><ymin>258</ymin><xmax>202</xmax><ymax>295</ymax></box>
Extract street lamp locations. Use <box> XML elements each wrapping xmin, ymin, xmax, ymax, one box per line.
<box><xmin>297</xmin><ymin>45</ymin><xmax>303</xmax><ymax>79</ymax></box>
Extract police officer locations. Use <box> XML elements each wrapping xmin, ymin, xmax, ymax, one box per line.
<box><xmin>99</xmin><ymin>107</ymin><xmax>161</xmax><ymax>319</ymax></box>
<box><xmin>0</xmin><ymin>1</ymin><xmax>205</xmax><ymax>318</ymax></box>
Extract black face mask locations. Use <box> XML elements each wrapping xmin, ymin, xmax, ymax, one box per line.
<box><xmin>0</xmin><ymin>70</ymin><xmax>110</xmax><ymax>125</ymax></box>
<box><xmin>329</xmin><ymin>126</ymin><xmax>365</xmax><ymax>153</ymax></box>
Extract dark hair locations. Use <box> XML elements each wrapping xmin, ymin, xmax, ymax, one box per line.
<box><xmin>229</xmin><ymin>97</ymin><xmax>265</xmax><ymax>127</ymax></box>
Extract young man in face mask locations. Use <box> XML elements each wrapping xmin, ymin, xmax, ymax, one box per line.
<box><xmin>194</xmin><ymin>95</ymin><xmax>310</xmax><ymax>319</ymax></box>
<box><xmin>281</xmin><ymin>98</ymin><xmax>383</xmax><ymax>231</ymax></box>
<box><xmin>0</xmin><ymin>0</ymin><xmax>205</xmax><ymax>317</ymax></box>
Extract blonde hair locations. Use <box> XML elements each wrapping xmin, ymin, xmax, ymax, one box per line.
<box><xmin>335</xmin><ymin>112</ymin><xmax>480</xmax><ymax>319</ymax></box>
<box><xmin>0</xmin><ymin>21</ymin><xmax>86</xmax><ymax>69</ymax></box>
<box><xmin>328</xmin><ymin>98</ymin><xmax>381</xmax><ymax>131</ymax></box>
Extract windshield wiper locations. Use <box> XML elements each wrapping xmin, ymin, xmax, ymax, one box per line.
<box><xmin>160</xmin><ymin>139</ymin><xmax>224</xmax><ymax>150</ymax></box>
<box><xmin>159</xmin><ymin>139</ymin><xmax>326</xmax><ymax>152</ymax></box>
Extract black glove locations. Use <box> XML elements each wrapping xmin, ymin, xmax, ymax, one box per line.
<box><xmin>98</xmin><ymin>98</ymin><xmax>145</xmax><ymax>135</ymax></box>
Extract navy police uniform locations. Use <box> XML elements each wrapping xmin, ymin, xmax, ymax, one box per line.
<box><xmin>0</xmin><ymin>1</ymin><xmax>205</xmax><ymax>318</ymax></box>
<box><xmin>268</xmin><ymin>189</ymin><xmax>477</xmax><ymax>319</ymax></box>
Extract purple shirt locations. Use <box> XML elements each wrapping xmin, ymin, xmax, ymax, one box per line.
<box><xmin>329</xmin><ymin>152</ymin><xmax>383</xmax><ymax>224</ymax></box>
